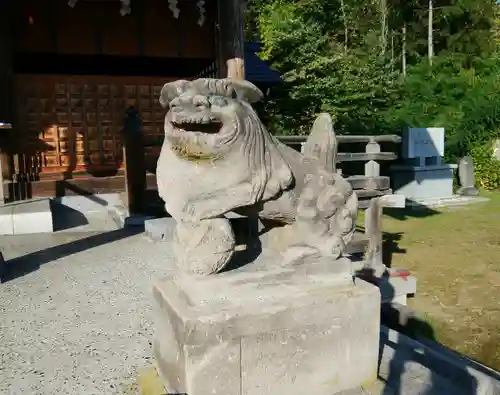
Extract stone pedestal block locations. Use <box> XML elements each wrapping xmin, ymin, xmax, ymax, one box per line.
<box><xmin>153</xmin><ymin>264</ymin><xmax>381</xmax><ymax>395</ymax></box>
<box><xmin>391</xmin><ymin>164</ymin><xmax>457</xmax><ymax>200</ymax></box>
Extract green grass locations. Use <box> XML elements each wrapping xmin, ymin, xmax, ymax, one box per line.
<box><xmin>374</xmin><ymin>191</ymin><xmax>500</xmax><ymax>370</ymax></box>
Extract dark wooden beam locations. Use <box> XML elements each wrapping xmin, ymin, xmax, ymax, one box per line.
<box><xmin>123</xmin><ymin>107</ymin><xmax>146</xmax><ymax>214</ymax></box>
<box><xmin>0</xmin><ymin>1</ymin><xmax>14</xmax><ymax>123</ymax></box>
<box><xmin>216</xmin><ymin>0</ymin><xmax>245</xmax><ymax>79</ymax></box>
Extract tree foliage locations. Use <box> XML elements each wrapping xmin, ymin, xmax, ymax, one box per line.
<box><xmin>247</xmin><ymin>0</ymin><xmax>500</xmax><ymax>189</ymax></box>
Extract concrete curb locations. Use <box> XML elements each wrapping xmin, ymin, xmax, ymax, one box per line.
<box><xmin>381</xmin><ymin>303</ymin><xmax>500</xmax><ymax>394</ymax></box>
<box><xmin>406</xmin><ymin>195</ymin><xmax>489</xmax><ymax>210</ymax></box>
<box><xmin>381</xmin><ymin>326</ymin><xmax>500</xmax><ymax>395</ymax></box>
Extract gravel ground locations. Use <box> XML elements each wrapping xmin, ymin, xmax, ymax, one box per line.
<box><xmin>0</xmin><ymin>230</ymin><xmax>174</xmax><ymax>395</ymax></box>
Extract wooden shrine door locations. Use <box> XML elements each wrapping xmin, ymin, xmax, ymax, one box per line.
<box><xmin>13</xmin><ymin>74</ymin><xmax>171</xmax><ymax>180</ymax></box>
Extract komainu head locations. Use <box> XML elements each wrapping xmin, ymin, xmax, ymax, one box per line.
<box><xmin>159</xmin><ymin>78</ymin><xmax>265</xmax><ymax>161</ymax></box>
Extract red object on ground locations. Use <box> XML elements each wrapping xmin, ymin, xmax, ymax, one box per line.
<box><xmin>390</xmin><ymin>270</ymin><xmax>410</xmax><ymax>281</ymax></box>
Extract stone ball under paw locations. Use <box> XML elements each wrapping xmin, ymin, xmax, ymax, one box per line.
<box><xmin>173</xmin><ymin>218</ymin><xmax>236</xmax><ymax>276</ymax></box>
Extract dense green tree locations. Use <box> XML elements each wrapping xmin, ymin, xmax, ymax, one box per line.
<box><xmin>245</xmin><ymin>0</ymin><xmax>500</xmax><ymax>188</ymax></box>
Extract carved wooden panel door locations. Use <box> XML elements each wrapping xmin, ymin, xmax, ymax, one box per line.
<box><xmin>14</xmin><ymin>74</ymin><xmax>170</xmax><ymax>179</ymax></box>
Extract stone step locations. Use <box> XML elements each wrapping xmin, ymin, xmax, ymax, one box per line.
<box><xmin>0</xmin><ymin>193</ymin><xmax>131</xmax><ymax>235</ymax></box>
<box><xmin>0</xmin><ymin>198</ymin><xmax>53</xmax><ymax>235</ymax></box>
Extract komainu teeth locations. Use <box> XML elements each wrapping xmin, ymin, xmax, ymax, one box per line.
<box><xmin>173</xmin><ymin>117</ymin><xmax>213</xmax><ymax>126</ymax></box>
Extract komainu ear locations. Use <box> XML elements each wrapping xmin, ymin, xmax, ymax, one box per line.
<box><xmin>159</xmin><ymin>80</ymin><xmax>191</xmax><ymax>108</ymax></box>
<box><xmin>189</xmin><ymin>78</ymin><xmax>264</xmax><ymax>104</ymax></box>
<box><xmin>227</xmin><ymin>79</ymin><xmax>264</xmax><ymax>103</ymax></box>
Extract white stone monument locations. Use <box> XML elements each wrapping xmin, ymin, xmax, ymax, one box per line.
<box><xmin>391</xmin><ymin>128</ymin><xmax>457</xmax><ymax>201</ymax></box>
<box><xmin>492</xmin><ymin>139</ymin><xmax>500</xmax><ymax>161</ymax></box>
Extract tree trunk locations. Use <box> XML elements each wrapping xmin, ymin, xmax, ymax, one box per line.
<box><xmin>380</xmin><ymin>0</ymin><xmax>388</xmax><ymax>55</ymax></box>
<box><xmin>402</xmin><ymin>23</ymin><xmax>407</xmax><ymax>76</ymax></box>
<box><xmin>340</xmin><ymin>0</ymin><xmax>348</xmax><ymax>53</ymax></box>
<box><xmin>391</xmin><ymin>30</ymin><xmax>394</xmax><ymax>73</ymax></box>
<box><xmin>428</xmin><ymin>0</ymin><xmax>433</xmax><ymax>65</ymax></box>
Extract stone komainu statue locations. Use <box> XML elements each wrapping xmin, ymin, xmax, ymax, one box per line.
<box><xmin>156</xmin><ymin>78</ymin><xmax>358</xmax><ymax>275</ymax></box>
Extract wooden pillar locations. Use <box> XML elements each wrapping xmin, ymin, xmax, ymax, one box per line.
<box><xmin>0</xmin><ymin>1</ymin><xmax>14</xmax><ymax>203</ymax></box>
<box><xmin>122</xmin><ymin>107</ymin><xmax>146</xmax><ymax>215</ymax></box>
<box><xmin>216</xmin><ymin>0</ymin><xmax>245</xmax><ymax>80</ymax></box>
<box><xmin>0</xmin><ymin>124</ymin><xmax>11</xmax><ymax>204</ymax></box>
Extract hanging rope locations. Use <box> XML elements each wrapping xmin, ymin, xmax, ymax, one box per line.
<box><xmin>120</xmin><ymin>0</ymin><xmax>131</xmax><ymax>16</ymax></box>
<box><xmin>168</xmin><ymin>0</ymin><xmax>180</xmax><ymax>18</ymax></box>
<box><xmin>67</xmin><ymin>0</ymin><xmax>206</xmax><ymax>26</ymax></box>
<box><xmin>196</xmin><ymin>0</ymin><xmax>206</xmax><ymax>26</ymax></box>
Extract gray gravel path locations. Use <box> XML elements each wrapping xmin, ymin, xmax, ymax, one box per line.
<box><xmin>0</xmin><ymin>230</ymin><xmax>173</xmax><ymax>395</ymax></box>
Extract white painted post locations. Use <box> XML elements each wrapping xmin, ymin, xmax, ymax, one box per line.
<box><xmin>365</xmin><ymin>139</ymin><xmax>380</xmax><ymax>190</ymax></box>
<box><xmin>365</xmin><ymin>139</ymin><xmax>380</xmax><ymax>177</ymax></box>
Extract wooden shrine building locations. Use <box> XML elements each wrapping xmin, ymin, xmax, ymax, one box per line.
<box><xmin>0</xmin><ymin>0</ymin><xmax>245</xmax><ymax>199</ymax></box>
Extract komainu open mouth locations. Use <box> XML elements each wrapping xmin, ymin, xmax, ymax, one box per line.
<box><xmin>171</xmin><ymin>114</ymin><xmax>223</xmax><ymax>134</ymax></box>
<box><xmin>172</xmin><ymin>121</ymin><xmax>222</xmax><ymax>134</ymax></box>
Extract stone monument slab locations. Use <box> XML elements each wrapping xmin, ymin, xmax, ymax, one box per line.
<box><xmin>153</xmin><ymin>266</ymin><xmax>380</xmax><ymax>395</ymax></box>
<box><xmin>493</xmin><ymin>139</ymin><xmax>500</xmax><ymax>161</ymax></box>
<box><xmin>402</xmin><ymin>127</ymin><xmax>445</xmax><ymax>161</ymax></box>
<box><xmin>457</xmin><ymin>156</ymin><xmax>479</xmax><ymax>196</ymax></box>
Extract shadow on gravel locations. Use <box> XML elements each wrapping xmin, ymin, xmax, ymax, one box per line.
<box><xmin>1</xmin><ymin>228</ymin><xmax>142</xmax><ymax>283</ymax></box>
<box><xmin>378</xmin><ymin>280</ymin><xmax>482</xmax><ymax>395</ymax></box>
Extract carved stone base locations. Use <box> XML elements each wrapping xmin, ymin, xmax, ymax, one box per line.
<box><xmin>457</xmin><ymin>186</ymin><xmax>479</xmax><ymax>197</ymax></box>
<box><xmin>152</xmin><ymin>262</ymin><xmax>380</xmax><ymax>395</ymax></box>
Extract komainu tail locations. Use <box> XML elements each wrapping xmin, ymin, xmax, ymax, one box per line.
<box><xmin>302</xmin><ymin>113</ymin><xmax>337</xmax><ymax>173</ymax></box>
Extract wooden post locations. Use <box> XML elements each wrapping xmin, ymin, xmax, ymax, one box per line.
<box><xmin>0</xmin><ymin>1</ymin><xmax>14</xmax><ymax>204</ymax></box>
<box><xmin>122</xmin><ymin>107</ymin><xmax>146</xmax><ymax>215</ymax></box>
<box><xmin>364</xmin><ymin>194</ymin><xmax>405</xmax><ymax>275</ymax></box>
<box><xmin>364</xmin><ymin>197</ymin><xmax>384</xmax><ymax>272</ymax></box>
<box><xmin>0</xmin><ymin>124</ymin><xmax>12</xmax><ymax>204</ymax></box>
<box><xmin>216</xmin><ymin>0</ymin><xmax>245</xmax><ymax>79</ymax></box>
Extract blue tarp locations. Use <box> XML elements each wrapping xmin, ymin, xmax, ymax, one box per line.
<box><xmin>245</xmin><ymin>42</ymin><xmax>281</xmax><ymax>84</ymax></box>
